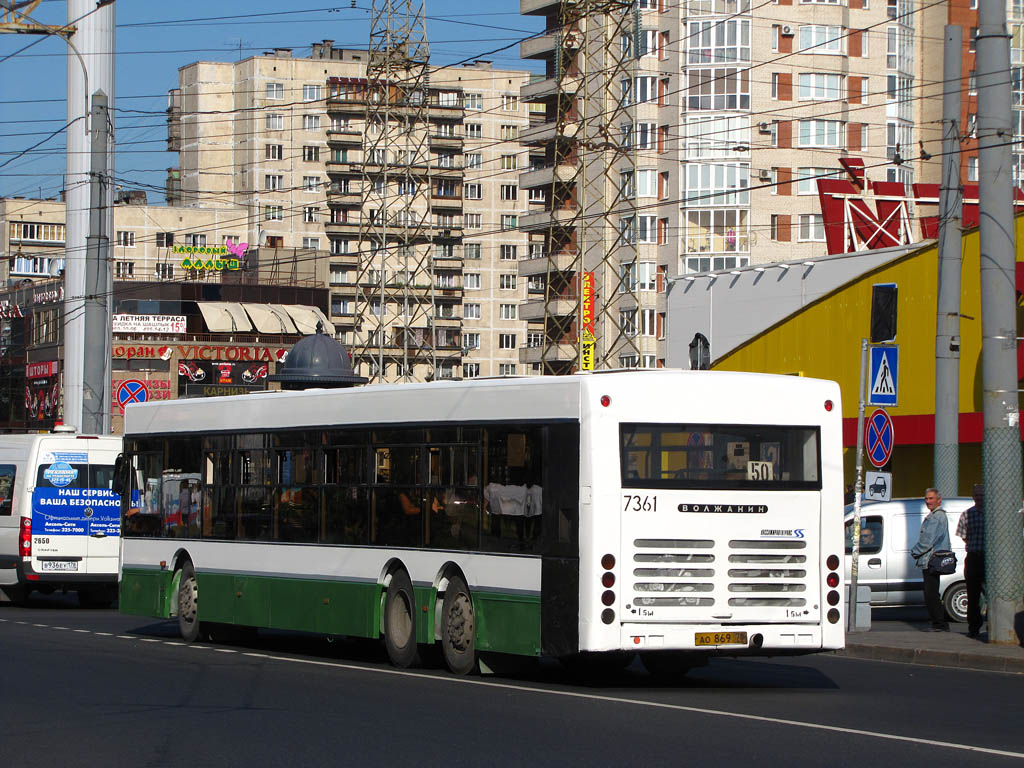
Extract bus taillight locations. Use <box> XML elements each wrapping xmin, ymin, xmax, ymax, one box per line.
<box><xmin>18</xmin><ymin>516</ymin><xmax>31</xmax><ymax>558</ymax></box>
<box><xmin>824</xmin><ymin>400</ymin><xmax>834</xmax><ymax>412</ymax></box>
<box><xmin>825</xmin><ymin>552</ymin><xmax>841</xmax><ymax>622</ymax></box>
<box><xmin>601</xmin><ymin>553</ymin><xmax>616</xmax><ymax>623</ymax></box>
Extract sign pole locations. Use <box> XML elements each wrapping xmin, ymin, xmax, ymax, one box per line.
<box><xmin>848</xmin><ymin>338</ymin><xmax>868</xmax><ymax>633</ymax></box>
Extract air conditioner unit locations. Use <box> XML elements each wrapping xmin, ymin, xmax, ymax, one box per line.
<box><xmin>780</xmin><ymin>25</ymin><xmax>795</xmax><ymax>36</ymax></box>
<box><xmin>758</xmin><ymin>122</ymin><xmax>773</xmax><ymax>134</ymax></box>
<box><xmin>758</xmin><ymin>169</ymin><xmax>773</xmax><ymax>181</ymax></box>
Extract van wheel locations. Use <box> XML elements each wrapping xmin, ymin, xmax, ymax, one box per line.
<box><xmin>383</xmin><ymin>569</ymin><xmax>419</xmax><ymax>668</ymax></box>
<box><xmin>177</xmin><ymin>562</ymin><xmax>203</xmax><ymax>642</ymax></box>
<box><xmin>943</xmin><ymin>581</ymin><xmax>969</xmax><ymax>623</ymax></box>
<box><xmin>441</xmin><ymin>574</ymin><xmax>476</xmax><ymax>675</ymax></box>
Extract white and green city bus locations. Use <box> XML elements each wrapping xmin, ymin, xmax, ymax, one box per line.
<box><xmin>118</xmin><ymin>370</ymin><xmax>845</xmax><ymax>674</ymax></box>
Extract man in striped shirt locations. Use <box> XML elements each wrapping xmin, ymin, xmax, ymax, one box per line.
<box><xmin>956</xmin><ymin>484</ymin><xmax>985</xmax><ymax>638</ymax></box>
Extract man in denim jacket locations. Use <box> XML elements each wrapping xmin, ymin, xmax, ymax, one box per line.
<box><xmin>911</xmin><ymin>487</ymin><xmax>951</xmax><ymax>631</ymax></box>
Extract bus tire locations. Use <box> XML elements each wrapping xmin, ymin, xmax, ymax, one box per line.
<box><xmin>177</xmin><ymin>561</ymin><xmax>202</xmax><ymax>643</ymax></box>
<box><xmin>441</xmin><ymin>574</ymin><xmax>476</xmax><ymax>675</ymax></box>
<box><xmin>383</xmin><ymin>569</ymin><xmax>419</xmax><ymax>668</ymax></box>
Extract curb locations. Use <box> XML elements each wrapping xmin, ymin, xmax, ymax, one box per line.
<box><xmin>836</xmin><ymin>643</ymin><xmax>1024</xmax><ymax>675</ymax></box>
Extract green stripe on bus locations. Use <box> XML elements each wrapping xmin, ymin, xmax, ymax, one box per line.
<box><xmin>120</xmin><ymin>568</ymin><xmax>541</xmax><ymax>656</ymax></box>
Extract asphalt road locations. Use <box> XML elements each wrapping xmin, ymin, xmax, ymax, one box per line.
<box><xmin>1</xmin><ymin>595</ymin><xmax>1021</xmax><ymax>768</ymax></box>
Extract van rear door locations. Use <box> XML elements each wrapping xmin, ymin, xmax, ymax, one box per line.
<box><xmin>889</xmin><ymin>509</ymin><xmax>925</xmax><ymax>606</ymax></box>
<box><xmin>845</xmin><ymin>514</ymin><xmax>887</xmax><ymax>603</ymax></box>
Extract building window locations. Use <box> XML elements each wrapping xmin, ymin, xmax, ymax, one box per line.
<box><xmin>266</xmin><ymin>114</ymin><xmax>284</xmax><ymax>130</ymax></box>
<box><xmin>465</xmin><ymin>214</ymin><xmax>482</xmax><ymax>228</ymax></box>
<box><xmin>498</xmin><ymin>363</ymin><xmax>516</xmax><ymax>376</ymax></box>
<box><xmin>116</xmin><ymin>231</ymin><xmax>135</xmax><ymax>247</ymax></box>
<box><xmin>621</xmin><ymin>75</ymin><xmax>658</xmax><ymax>105</ymax></box>
<box><xmin>465</xmin><ymin>153</ymin><xmax>482</xmax><ymax>169</ymax></box>
<box><xmin>463</xmin><ymin>332</ymin><xmax>481</xmax><ymax>350</ymax></box>
<box><xmin>465</xmin><ymin>273</ymin><xmax>481</xmax><ymax>290</ymax></box>
<box><xmin>465</xmin><ymin>123</ymin><xmax>482</xmax><ymax>139</ymax></box>
<box><xmin>498</xmin><ymin>334</ymin><xmax>516</xmax><ymax>350</ymax></box>
<box><xmin>685</xmin><ymin>115</ymin><xmax>750</xmax><ymax>159</ymax></box>
<box><xmin>437</xmin><ymin>91</ymin><xmax>459</xmax><ymax>106</ymax></box>
<box><xmin>500</xmin><ymin>184</ymin><xmax>518</xmax><ymax>201</ymax></box>
<box><xmin>500</xmin><ymin>245</ymin><xmax>518</xmax><ymax>261</ymax></box>
<box><xmin>500</xmin><ymin>124</ymin><xmax>520</xmax><ymax>140</ymax></box>
<box><xmin>499</xmin><ymin>304</ymin><xmax>518</xmax><ymax>320</ymax></box>
<box><xmin>463</xmin><ymin>363</ymin><xmax>481</xmax><ymax>378</ymax></box>
<box><xmin>798</xmin><ymin>214</ymin><xmax>826</xmax><ymax>241</ymax></box>
<box><xmin>499</xmin><ymin>274</ymin><xmax>517</xmax><ymax>290</ymax></box>
<box><xmin>265</xmin><ymin>205</ymin><xmax>283</xmax><ymax>221</ymax></box>
<box><xmin>501</xmin><ymin>94</ymin><xmax>519</xmax><ymax>111</ymax></box>
<box><xmin>265</xmin><ymin>174</ymin><xmax>284</xmax><ymax>191</ymax></box>
<box><xmin>266</xmin><ymin>144</ymin><xmax>283</xmax><ymax>160</ymax></box>
<box><xmin>501</xmin><ymin>215</ymin><xmax>518</xmax><ymax>231</ymax></box>
<box><xmin>798</xmin><ymin>119</ymin><xmax>844</xmax><ymax>148</ymax></box>
<box><xmin>303</xmin><ymin>176</ymin><xmax>320</xmax><ymax>192</ymax></box>
<box><xmin>301</xmin><ymin>237</ymin><xmax>319</xmax><ymax>250</ymax></box>
<box><xmin>796</xmin><ymin>167</ymin><xmax>841</xmax><ymax>194</ymax></box>
<box><xmin>330</xmin><ymin>239</ymin><xmax>350</xmax><ymax>255</ymax></box>
<box><xmin>967</xmin><ymin>156</ymin><xmax>978</xmax><ymax>182</ymax></box>
<box><xmin>115</xmin><ymin>261</ymin><xmax>134</xmax><ymax>278</ymax></box>
<box><xmin>465</xmin><ymin>183</ymin><xmax>481</xmax><ymax>200</ymax></box>
<box><xmin>685</xmin><ymin>163</ymin><xmax>750</xmax><ymax>205</ymax></box>
<box><xmin>623</xmin><ymin>121</ymin><xmax>658</xmax><ymax>149</ymax></box>
<box><xmin>330</xmin><ymin>265</ymin><xmax>352</xmax><ymax>284</ymax></box>
<box><xmin>464</xmin><ymin>303</ymin><xmax>481</xmax><ymax>319</ymax></box>
<box><xmin>684</xmin><ymin>208</ymin><xmax>749</xmax><ymax>254</ymax></box>
<box><xmin>685</xmin><ymin>19</ymin><xmax>751</xmax><ymax>64</ymax></box>
<box><xmin>331</xmin><ymin>296</ymin><xmax>353</xmax><ymax>316</ymax></box>
<box><xmin>266</xmin><ymin>82</ymin><xmax>284</xmax><ymax>99</ymax></box>
<box><xmin>464</xmin><ymin>93</ymin><xmax>482</xmax><ymax>110</ymax></box>
<box><xmin>464</xmin><ymin>243</ymin><xmax>481</xmax><ymax>260</ymax></box>
<box><xmin>685</xmin><ymin>68</ymin><xmax>750</xmax><ymax>110</ymax></box>
<box><xmin>798</xmin><ymin>73</ymin><xmax>843</xmax><ymax>100</ymax></box>
<box><xmin>184</xmin><ymin>233</ymin><xmax>207</xmax><ymax>247</ymax></box>
<box><xmin>500</xmin><ymin>154</ymin><xmax>518</xmax><ymax>170</ymax></box>
<box><xmin>303</xmin><ymin>84</ymin><xmax>322</xmax><ymax>102</ymax></box>
<box><xmin>302</xmin><ymin>114</ymin><xmax>321</xmax><ymax>130</ymax></box>
<box><xmin>303</xmin><ymin>206</ymin><xmax>320</xmax><ymax>223</ymax></box>
<box><xmin>155</xmin><ymin>263</ymin><xmax>174</xmax><ymax>280</ymax></box>
<box><xmin>798</xmin><ymin>25</ymin><xmax>844</xmax><ymax>53</ymax></box>
<box><xmin>303</xmin><ymin>145</ymin><xmax>320</xmax><ymax>162</ymax></box>
<box><xmin>156</xmin><ymin>232</ymin><xmax>174</xmax><ymax>247</ymax></box>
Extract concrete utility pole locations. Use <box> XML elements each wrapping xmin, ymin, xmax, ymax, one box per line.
<box><xmin>64</xmin><ymin>0</ymin><xmax>114</xmax><ymax>431</ymax></box>
<box><xmin>83</xmin><ymin>92</ymin><xmax>112</xmax><ymax>433</ymax></box>
<box><xmin>976</xmin><ymin>0</ymin><xmax>1024</xmax><ymax>645</ymax></box>
<box><xmin>933</xmin><ymin>26</ymin><xmax>963</xmax><ymax>500</ymax></box>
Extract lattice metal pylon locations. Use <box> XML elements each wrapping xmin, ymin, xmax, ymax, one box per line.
<box><xmin>354</xmin><ymin>0</ymin><xmax>452</xmax><ymax>383</ymax></box>
<box><xmin>539</xmin><ymin>0</ymin><xmax>640</xmax><ymax>374</ymax></box>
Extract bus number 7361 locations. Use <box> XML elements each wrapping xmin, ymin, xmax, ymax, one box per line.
<box><xmin>623</xmin><ymin>495</ymin><xmax>657</xmax><ymax>512</ymax></box>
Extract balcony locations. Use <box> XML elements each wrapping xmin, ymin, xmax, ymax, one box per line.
<box><xmin>326</xmin><ymin>183</ymin><xmax>361</xmax><ymax>201</ymax></box>
<box><xmin>521</xmin><ymin>295</ymin><xmax>578</xmax><ymax>321</ymax></box>
<box><xmin>518</xmin><ymin>206</ymin><xmax>577</xmax><ymax>232</ymax></box>
<box><xmin>518</xmin><ymin>249</ymin><xmax>579</xmax><ymax>277</ymax></box>
<box><xmin>521</xmin><ymin>75</ymin><xmax>579</xmax><ymax>102</ymax></box>
<box><xmin>521</xmin><ymin>119</ymin><xmax>578</xmax><ymax>145</ymax></box>
<box><xmin>520</xmin><ymin>31</ymin><xmax>559</xmax><ymax>60</ymax></box>
<box><xmin>519</xmin><ymin>342</ymin><xmax>578</xmax><ymax>364</ymax></box>
<box><xmin>519</xmin><ymin>163</ymin><xmax>576</xmax><ymax>190</ymax></box>
<box><xmin>521</xmin><ymin>0</ymin><xmax>560</xmax><ymax>14</ymax></box>
<box><xmin>326</xmin><ymin>128</ymin><xmax>363</xmax><ymax>146</ymax></box>
<box><xmin>430</xmin><ymin>191</ymin><xmax>463</xmax><ymax>208</ymax></box>
<box><xmin>325</xmin><ymin>219</ymin><xmax>362</xmax><ymax>236</ymax></box>
<box><xmin>429</xmin><ymin>132</ymin><xmax>464</xmax><ymax>149</ymax></box>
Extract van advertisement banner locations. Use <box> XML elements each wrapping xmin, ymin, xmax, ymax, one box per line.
<box><xmin>178</xmin><ymin>359</ymin><xmax>270</xmax><ymax>398</ymax></box>
<box><xmin>31</xmin><ymin>488</ymin><xmax>121</xmax><ymax>536</ymax></box>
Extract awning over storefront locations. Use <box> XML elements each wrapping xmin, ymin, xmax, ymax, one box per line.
<box><xmin>241</xmin><ymin>303</ymin><xmax>298</xmax><ymax>334</ymax></box>
<box><xmin>197</xmin><ymin>302</ymin><xmax>253</xmax><ymax>333</ymax></box>
<box><xmin>283</xmin><ymin>304</ymin><xmax>334</xmax><ymax>335</ymax></box>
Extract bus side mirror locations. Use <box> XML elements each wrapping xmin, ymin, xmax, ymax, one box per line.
<box><xmin>112</xmin><ymin>454</ymin><xmax>126</xmax><ymax>495</ymax></box>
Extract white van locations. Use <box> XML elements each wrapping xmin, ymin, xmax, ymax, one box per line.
<box><xmin>0</xmin><ymin>430</ymin><xmax>122</xmax><ymax>606</ymax></box>
<box><xmin>844</xmin><ymin>497</ymin><xmax>974</xmax><ymax>622</ymax></box>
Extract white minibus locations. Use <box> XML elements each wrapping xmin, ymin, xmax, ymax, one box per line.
<box><xmin>0</xmin><ymin>429</ymin><xmax>122</xmax><ymax>606</ymax></box>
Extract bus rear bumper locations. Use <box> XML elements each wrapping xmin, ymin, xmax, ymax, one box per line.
<box><xmin>617</xmin><ymin>623</ymin><xmax>843</xmax><ymax>653</ymax></box>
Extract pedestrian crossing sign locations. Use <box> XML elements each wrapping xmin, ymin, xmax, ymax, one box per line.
<box><xmin>869</xmin><ymin>345</ymin><xmax>898</xmax><ymax>406</ymax></box>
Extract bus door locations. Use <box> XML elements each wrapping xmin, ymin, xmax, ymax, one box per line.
<box><xmin>32</xmin><ymin>450</ymin><xmax>119</xmax><ymax>575</ymax></box>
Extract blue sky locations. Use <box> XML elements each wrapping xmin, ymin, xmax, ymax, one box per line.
<box><xmin>0</xmin><ymin>1</ymin><xmax>543</xmax><ymax>202</ymax></box>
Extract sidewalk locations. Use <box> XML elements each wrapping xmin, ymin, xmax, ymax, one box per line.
<box><xmin>836</xmin><ymin>616</ymin><xmax>1024</xmax><ymax>674</ymax></box>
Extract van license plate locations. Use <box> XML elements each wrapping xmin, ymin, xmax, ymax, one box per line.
<box><xmin>695</xmin><ymin>631</ymin><xmax>747</xmax><ymax>646</ymax></box>
<box><xmin>39</xmin><ymin>560</ymin><xmax>79</xmax><ymax>572</ymax></box>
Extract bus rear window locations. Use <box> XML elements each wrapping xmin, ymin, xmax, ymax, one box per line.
<box><xmin>620</xmin><ymin>423</ymin><xmax>821</xmax><ymax>490</ymax></box>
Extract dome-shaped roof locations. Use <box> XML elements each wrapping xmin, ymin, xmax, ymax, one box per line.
<box><xmin>268</xmin><ymin>323</ymin><xmax>367</xmax><ymax>389</ymax></box>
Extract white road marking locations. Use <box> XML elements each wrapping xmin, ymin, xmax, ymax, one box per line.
<box><xmin>214</xmin><ymin>648</ymin><xmax>237</xmax><ymax>654</ymax></box>
<box><xmin>140</xmin><ymin>638</ymin><xmax>160</xmax><ymax>643</ymax></box>
<box><xmin>94</xmin><ymin>632</ymin><xmax>112</xmax><ymax>636</ymax></box>
<box><xmin>52</xmin><ymin>626</ymin><xmax>68</xmax><ymax>630</ymax></box>
<box><xmin>73</xmin><ymin>629</ymin><xmax>90</xmax><ymax>634</ymax></box>
<box><xmin>165</xmin><ymin>641</ymin><xmax>184</xmax><ymax>646</ymax></box>
<box><xmin>33</xmin><ymin>623</ymin><xmax>47</xmax><ymax>627</ymax></box>
<box><xmin>230</xmin><ymin>652</ymin><xmax>1024</xmax><ymax>760</ymax></box>
<box><xmin>116</xmin><ymin>635</ymin><xmax>135</xmax><ymax>639</ymax></box>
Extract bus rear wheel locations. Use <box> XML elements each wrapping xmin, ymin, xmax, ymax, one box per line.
<box><xmin>177</xmin><ymin>561</ymin><xmax>202</xmax><ymax>642</ymax></box>
<box><xmin>441</xmin><ymin>574</ymin><xmax>476</xmax><ymax>675</ymax></box>
<box><xmin>384</xmin><ymin>569</ymin><xmax>419</xmax><ymax>668</ymax></box>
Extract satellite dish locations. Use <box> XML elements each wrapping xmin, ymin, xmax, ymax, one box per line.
<box><xmin>257</xmin><ymin>230</ymin><xmax>268</xmax><ymax>247</ymax></box>
<box><xmin>47</xmin><ymin>258</ymin><xmax>64</xmax><ymax>278</ymax></box>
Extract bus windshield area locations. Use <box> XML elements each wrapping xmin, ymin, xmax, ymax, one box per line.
<box><xmin>620</xmin><ymin>423</ymin><xmax>821</xmax><ymax>491</ymax></box>
<box><xmin>35</xmin><ymin>464</ymin><xmax>116</xmax><ymax>490</ymax></box>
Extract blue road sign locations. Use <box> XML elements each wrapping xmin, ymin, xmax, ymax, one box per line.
<box><xmin>866</xmin><ymin>408</ymin><xmax>895</xmax><ymax>468</ymax></box>
<box><xmin>116</xmin><ymin>379</ymin><xmax>149</xmax><ymax>412</ymax></box>
<box><xmin>869</xmin><ymin>345</ymin><xmax>898</xmax><ymax>407</ymax></box>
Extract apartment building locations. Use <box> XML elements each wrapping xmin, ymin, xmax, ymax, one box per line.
<box><xmin>518</xmin><ymin>0</ymin><xmax>1001</xmax><ymax>372</ymax></box>
<box><xmin>168</xmin><ymin>42</ymin><xmax>535</xmax><ymax>381</ymax></box>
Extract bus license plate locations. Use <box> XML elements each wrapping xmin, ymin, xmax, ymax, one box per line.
<box><xmin>38</xmin><ymin>560</ymin><xmax>79</xmax><ymax>572</ymax></box>
<box><xmin>695</xmin><ymin>631</ymin><xmax>747</xmax><ymax>647</ymax></box>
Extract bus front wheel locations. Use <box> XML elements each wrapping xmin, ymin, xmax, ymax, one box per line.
<box><xmin>441</xmin><ymin>574</ymin><xmax>476</xmax><ymax>675</ymax></box>
<box><xmin>177</xmin><ymin>561</ymin><xmax>202</xmax><ymax>642</ymax></box>
<box><xmin>383</xmin><ymin>569</ymin><xmax>419</xmax><ymax>668</ymax></box>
